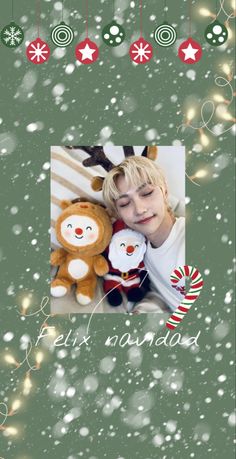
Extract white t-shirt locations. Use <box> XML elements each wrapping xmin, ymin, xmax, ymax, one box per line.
<box><xmin>144</xmin><ymin>217</ymin><xmax>185</xmax><ymax>311</ymax></box>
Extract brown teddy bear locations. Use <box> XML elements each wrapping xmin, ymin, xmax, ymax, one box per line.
<box><xmin>51</xmin><ymin>199</ymin><xmax>112</xmax><ymax>305</ymax></box>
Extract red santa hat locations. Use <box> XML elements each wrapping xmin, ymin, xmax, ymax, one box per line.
<box><xmin>112</xmin><ymin>219</ymin><xmax>128</xmax><ymax>235</ymax></box>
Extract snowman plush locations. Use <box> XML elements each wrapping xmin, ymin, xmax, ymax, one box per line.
<box><xmin>103</xmin><ymin>220</ymin><xmax>150</xmax><ymax>307</ymax></box>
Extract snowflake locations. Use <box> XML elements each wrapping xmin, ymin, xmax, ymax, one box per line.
<box><xmin>2</xmin><ymin>23</ymin><xmax>24</xmax><ymax>48</ymax></box>
<box><xmin>26</xmin><ymin>38</ymin><xmax>50</xmax><ymax>65</ymax></box>
<box><xmin>129</xmin><ymin>37</ymin><xmax>153</xmax><ymax>64</ymax></box>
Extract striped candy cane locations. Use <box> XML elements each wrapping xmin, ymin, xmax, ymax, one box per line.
<box><xmin>166</xmin><ymin>265</ymin><xmax>204</xmax><ymax>330</ymax></box>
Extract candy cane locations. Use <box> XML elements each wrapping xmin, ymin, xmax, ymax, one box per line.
<box><xmin>166</xmin><ymin>265</ymin><xmax>204</xmax><ymax>330</ymax></box>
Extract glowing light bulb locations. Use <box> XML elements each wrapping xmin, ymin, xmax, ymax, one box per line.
<box><xmin>226</xmin><ymin>24</ymin><xmax>233</xmax><ymax>40</ymax></box>
<box><xmin>221</xmin><ymin>111</ymin><xmax>235</xmax><ymax>121</ymax></box>
<box><xmin>22</xmin><ymin>296</ymin><xmax>31</xmax><ymax>314</ymax></box>
<box><xmin>11</xmin><ymin>399</ymin><xmax>21</xmax><ymax>412</ymax></box>
<box><xmin>213</xmin><ymin>94</ymin><xmax>225</xmax><ymax>103</ymax></box>
<box><xmin>3</xmin><ymin>426</ymin><xmax>18</xmax><ymax>436</ymax></box>
<box><xmin>222</xmin><ymin>63</ymin><xmax>232</xmax><ymax>80</ymax></box>
<box><xmin>35</xmin><ymin>351</ymin><xmax>44</xmax><ymax>368</ymax></box>
<box><xmin>199</xmin><ymin>129</ymin><xmax>210</xmax><ymax>147</ymax></box>
<box><xmin>23</xmin><ymin>373</ymin><xmax>32</xmax><ymax>396</ymax></box>
<box><xmin>195</xmin><ymin>169</ymin><xmax>208</xmax><ymax>179</ymax></box>
<box><xmin>187</xmin><ymin>108</ymin><xmax>195</xmax><ymax>122</ymax></box>
<box><xmin>4</xmin><ymin>354</ymin><xmax>19</xmax><ymax>367</ymax></box>
<box><xmin>199</xmin><ymin>8</ymin><xmax>213</xmax><ymax>17</ymax></box>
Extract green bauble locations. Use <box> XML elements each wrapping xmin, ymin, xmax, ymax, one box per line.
<box><xmin>154</xmin><ymin>21</ymin><xmax>177</xmax><ymax>47</ymax></box>
<box><xmin>1</xmin><ymin>21</ymin><xmax>24</xmax><ymax>48</ymax></box>
<box><xmin>51</xmin><ymin>21</ymin><xmax>74</xmax><ymax>47</ymax></box>
<box><xmin>102</xmin><ymin>20</ymin><xmax>125</xmax><ymax>47</ymax></box>
<box><xmin>204</xmin><ymin>19</ymin><xmax>228</xmax><ymax>46</ymax></box>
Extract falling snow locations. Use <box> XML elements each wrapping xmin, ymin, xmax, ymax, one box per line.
<box><xmin>0</xmin><ymin>0</ymin><xmax>235</xmax><ymax>458</ymax></box>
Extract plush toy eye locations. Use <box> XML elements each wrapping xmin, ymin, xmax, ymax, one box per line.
<box><xmin>135</xmin><ymin>244</ymin><xmax>139</xmax><ymax>248</ymax></box>
<box><xmin>67</xmin><ymin>223</ymin><xmax>72</xmax><ymax>228</ymax></box>
<box><xmin>86</xmin><ymin>226</ymin><xmax>92</xmax><ymax>231</ymax></box>
<box><xmin>120</xmin><ymin>243</ymin><xmax>125</xmax><ymax>247</ymax></box>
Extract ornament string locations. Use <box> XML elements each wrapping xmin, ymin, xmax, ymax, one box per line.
<box><xmin>217</xmin><ymin>0</ymin><xmax>236</xmax><ymax>20</ymax></box>
<box><xmin>181</xmin><ymin>76</ymin><xmax>235</xmax><ymax>135</ymax></box>
<box><xmin>86</xmin><ymin>0</ymin><xmax>88</xmax><ymax>38</ymax></box>
<box><xmin>61</xmin><ymin>0</ymin><xmax>64</xmax><ymax>22</ymax></box>
<box><xmin>164</xmin><ymin>0</ymin><xmax>167</xmax><ymax>21</ymax></box>
<box><xmin>11</xmin><ymin>0</ymin><xmax>14</xmax><ymax>20</ymax></box>
<box><xmin>36</xmin><ymin>0</ymin><xmax>41</xmax><ymax>37</ymax></box>
<box><xmin>188</xmin><ymin>0</ymin><xmax>192</xmax><ymax>36</ymax></box>
<box><xmin>12</xmin><ymin>341</ymin><xmax>38</xmax><ymax>373</ymax></box>
<box><xmin>0</xmin><ymin>403</ymin><xmax>8</xmax><ymax>429</ymax></box>
<box><xmin>177</xmin><ymin>68</ymin><xmax>235</xmax><ymax>172</ymax></box>
<box><xmin>140</xmin><ymin>0</ymin><xmax>143</xmax><ymax>37</ymax></box>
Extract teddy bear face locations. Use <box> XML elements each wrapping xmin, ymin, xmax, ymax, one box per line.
<box><xmin>56</xmin><ymin>201</ymin><xmax>113</xmax><ymax>255</ymax></box>
<box><xmin>61</xmin><ymin>215</ymin><xmax>99</xmax><ymax>247</ymax></box>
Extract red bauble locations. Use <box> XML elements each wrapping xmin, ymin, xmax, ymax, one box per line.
<box><xmin>178</xmin><ymin>37</ymin><xmax>202</xmax><ymax>64</ymax></box>
<box><xmin>26</xmin><ymin>38</ymin><xmax>50</xmax><ymax>64</ymax></box>
<box><xmin>129</xmin><ymin>37</ymin><xmax>153</xmax><ymax>64</ymax></box>
<box><xmin>75</xmin><ymin>38</ymin><xmax>99</xmax><ymax>64</ymax></box>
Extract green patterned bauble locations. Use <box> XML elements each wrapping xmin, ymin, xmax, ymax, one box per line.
<box><xmin>204</xmin><ymin>19</ymin><xmax>228</xmax><ymax>46</ymax></box>
<box><xmin>51</xmin><ymin>21</ymin><xmax>74</xmax><ymax>47</ymax></box>
<box><xmin>1</xmin><ymin>21</ymin><xmax>24</xmax><ymax>48</ymax></box>
<box><xmin>102</xmin><ymin>20</ymin><xmax>125</xmax><ymax>47</ymax></box>
<box><xmin>154</xmin><ymin>21</ymin><xmax>177</xmax><ymax>47</ymax></box>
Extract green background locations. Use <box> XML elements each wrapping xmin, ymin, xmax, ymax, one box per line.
<box><xmin>0</xmin><ymin>1</ymin><xmax>235</xmax><ymax>458</ymax></box>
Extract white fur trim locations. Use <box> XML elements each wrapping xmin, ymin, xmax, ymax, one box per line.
<box><xmin>104</xmin><ymin>274</ymin><xmax>141</xmax><ymax>287</ymax></box>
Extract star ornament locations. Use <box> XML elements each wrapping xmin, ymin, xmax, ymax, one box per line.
<box><xmin>178</xmin><ymin>37</ymin><xmax>202</xmax><ymax>64</ymax></box>
<box><xmin>129</xmin><ymin>37</ymin><xmax>153</xmax><ymax>64</ymax></box>
<box><xmin>75</xmin><ymin>38</ymin><xmax>99</xmax><ymax>64</ymax></box>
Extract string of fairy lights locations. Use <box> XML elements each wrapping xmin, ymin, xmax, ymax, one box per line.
<box><xmin>179</xmin><ymin>61</ymin><xmax>235</xmax><ymax>185</ymax></box>
<box><xmin>0</xmin><ymin>0</ymin><xmax>235</xmax><ymax>65</ymax></box>
<box><xmin>0</xmin><ymin>296</ymin><xmax>54</xmax><ymax>438</ymax></box>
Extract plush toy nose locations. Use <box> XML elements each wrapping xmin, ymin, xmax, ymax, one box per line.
<box><xmin>126</xmin><ymin>245</ymin><xmax>135</xmax><ymax>254</ymax></box>
<box><xmin>75</xmin><ymin>227</ymin><xmax>83</xmax><ymax>235</ymax></box>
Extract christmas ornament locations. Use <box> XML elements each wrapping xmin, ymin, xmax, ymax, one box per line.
<box><xmin>178</xmin><ymin>37</ymin><xmax>202</xmax><ymax>64</ymax></box>
<box><xmin>154</xmin><ymin>21</ymin><xmax>177</xmax><ymax>47</ymax></box>
<box><xmin>26</xmin><ymin>38</ymin><xmax>50</xmax><ymax>64</ymax></box>
<box><xmin>204</xmin><ymin>19</ymin><xmax>228</xmax><ymax>46</ymax></box>
<box><xmin>75</xmin><ymin>38</ymin><xmax>99</xmax><ymax>64</ymax></box>
<box><xmin>129</xmin><ymin>37</ymin><xmax>153</xmax><ymax>64</ymax></box>
<box><xmin>102</xmin><ymin>20</ymin><xmax>125</xmax><ymax>47</ymax></box>
<box><xmin>166</xmin><ymin>266</ymin><xmax>204</xmax><ymax>330</ymax></box>
<box><xmin>0</xmin><ymin>21</ymin><xmax>24</xmax><ymax>48</ymax></box>
<box><xmin>129</xmin><ymin>0</ymin><xmax>153</xmax><ymax>64</ymax></box>
<box><xmin>51</xmin><ymin>21</ymin><xmax>74</xmax><ymax>47</ymax></box>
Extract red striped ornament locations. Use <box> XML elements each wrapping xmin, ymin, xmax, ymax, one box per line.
<box><xmin>166</xmin><ymin>265</ymin><xmax>204</xmax><ymax>330</ymax></box>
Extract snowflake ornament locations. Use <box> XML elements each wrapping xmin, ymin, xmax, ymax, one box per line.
<box><xmin>129</xmin><ymin>37</ymin><xmax>153</xmax><ymax>64</ymax></box>
<box><xmin>26</xmin><ymin>38</ymin><xmax>50</xmax><ymax>65</ymax></box>
<box><xmin>1</xmin><ymin>21</ymin><xmax>24</xmax><ymax>48</ymax></box>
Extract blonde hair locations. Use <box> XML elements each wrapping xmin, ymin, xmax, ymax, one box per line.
<box><xmin>103</xmin><ymin>156</ymin><xmax>170</xmax><ymax>217</ymax></box>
